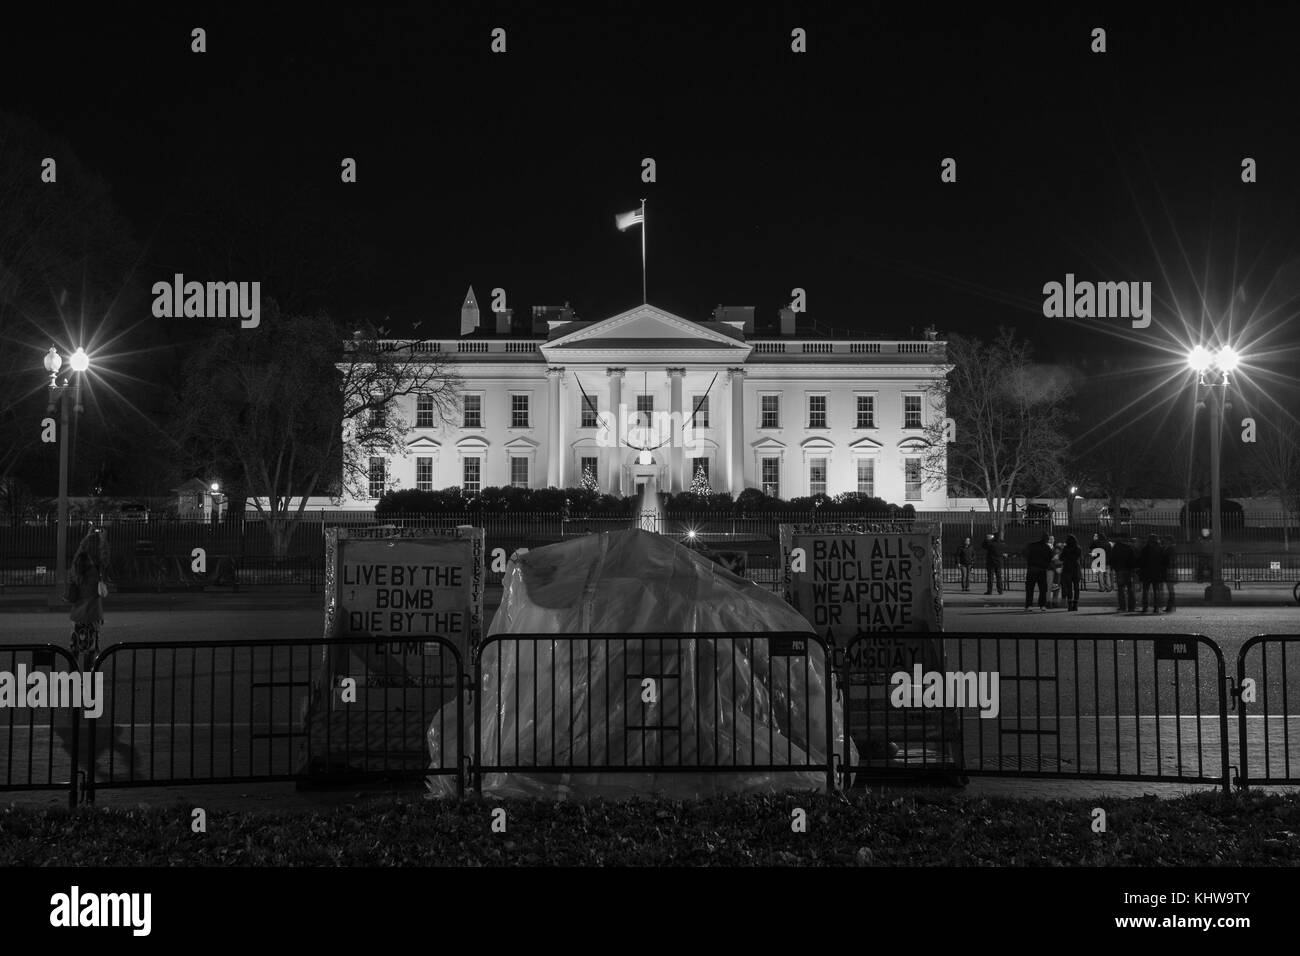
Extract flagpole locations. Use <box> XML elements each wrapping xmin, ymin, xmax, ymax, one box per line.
<box><xmin>640</xmin><ymin>198</ymin><xmax>647</xmax><ymax>303</ymax></box>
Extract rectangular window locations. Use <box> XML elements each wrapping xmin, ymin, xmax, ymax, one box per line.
<box><xmin>808</xmin><ymin>457</ymin><xmax>827</xmax><ymax>496</ymax></box>
<box><xmin>904</xmin><ymin>395</ymin><xmax>923</xmax><ymax>429</ymax></box>
<box><xmin>416</xmin><ymin>394</ymin><xmax>435</xmax><ymax>428</ymax></box>
<box><xmin>415</xmin><ymin>457</ymin><xmax>433</xmax><ymax>492</ymax></box>
<box><xmin>368</xmin><ymin>457</ymin><xmax>386</xmax><ymax>499</ymax></box>
<box><xmin>691</xmin><ymin>395</ymin><xmax>709</xmax><ymax>428</ymax></box>
<box><xmin>510</xmin><ymin>456</ymin><xmax>528</xmax><ymax>488</ymax></box>
<box><xmin>691</xmin><ymin>457</ymin><xmax>709</xmax><ymax>484</ymax></box>
<box><xmin>369</xmin><ymin>405</ymin><xmax>387</xmax><ymax>430</ymax></box>
<box><xmin>761</xmin><ymin>457</ymin><xmax>780</xmax><ymax>497</ymax></box>
<box><xmin>580</xmin><ymin>394</ymin><xmax>598</xmax><ymax>429</ymax></box>
<box><xmin>760</xmin><ymin>394</ymin><xmax>780</xmax><ymax>429</ymax></box>
<box><xmin>580</xmin><ymin>456</ymin><xmax>598</xmax><ymax>486</ymax></box>
<box><xmin>856</xmin><ymin>459</ymin><xmax>875</xmax><ymax>496</ymax></box>
<box><xmin>856</xmin><ymin>395</ymin><xmax>875</xmax><ymax>429</ymax></box>
<box><xmin>463</xmin><ymin>457</ymin><xmax>481</xmax><ymax>494</ymax></box>
<box><xmin>808</xmin><ymin>395</ymin><xmax>827</xmax><ymax>429</ymax></box>
<box><xmin>462</xmin><ymin>394</ymin><xmax>482</xmax><ymax>429</ymax></box>
<box><xmin>636</xmin><ymin>394</ymin><xmax>654</xmax><ymax>427</ymax></box>
<box><xmin>511</xmin><ymin>394</ymin><xmax>530</xmax><ymax>428</ymax></box>
<box><xmin>905</xmin><ymin>457</ymin><xmax>922</xmax><ymax>501</ymax></box>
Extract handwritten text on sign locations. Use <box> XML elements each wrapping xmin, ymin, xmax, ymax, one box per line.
<box><xmin>339</xmin><ymin>544</ymin><xmax>471</xmax><ymax>637</ymax></box>
<box><xmin>808</xmin><ymin>537</ymin><xmax>916</xmax><ymax>630</ymax></box>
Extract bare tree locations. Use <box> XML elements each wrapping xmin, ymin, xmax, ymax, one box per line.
<box><xmin>174</xmin><ymin>305</ymin><xmax>461</xmax><ymax>556</ymax></box>
<box><xmin>922</xmin><ymin>328</ymin><xmax>1072</xmax><ymax>532</ymax></box>
<box><xmin>1250</xmin><ymin>417</ymin><xmax>1300</xmax><ymax>551</ymax></box>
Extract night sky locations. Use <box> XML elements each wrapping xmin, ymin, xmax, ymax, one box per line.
<box><xmin>4</xmin><ymin>2</ymin><xmax>1300</xmax><ymax>492</ymax></box>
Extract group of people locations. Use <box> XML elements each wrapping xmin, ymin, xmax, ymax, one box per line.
<box><xmin>954</xmin><ymin>530</ymin><xmax>1181</xmax><ymax>613</ymax></box>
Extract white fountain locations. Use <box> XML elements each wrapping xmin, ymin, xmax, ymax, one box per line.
<box><xmin>636</xmin><ymin>471</ymin><xmax>663</xmax><ymax>532</ymax></box>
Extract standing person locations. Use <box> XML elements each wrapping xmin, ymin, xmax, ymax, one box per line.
<box><xmin>1112</xmin><ymin>534</ymin><xmax>1136</xmax><ymax>612</ymax></box>
<box><xmin>1161</xmin><ymin>535</ymin><xmax>1178</xmax><ymax>613</ymax></box>
<box><xmin>955</xmin><ymin>537</ymin><xmax>975</xmax><ymax>592</ymax></box>
<box><xmin>981</xmin><ymin>531</ymin><xmax>1005</xmax><ymax>595</ymax></box>
<box><xmin>1137</xmin><ymin>533</ymin><xmax>1165</xmax><ymax>613</ymax></box>
<box><xmin>1060</xmin><ymin>533</ymin><xmax>1084</xmax><ymax>611</ymax></box>
<box><xmin>1092</xmin><ymin>531</ymin><xmax>1114</xmax><ymax>592</ymax></box>
<box><xmin>1022</xmin><ymin>532</ymin><xmax>1052</xmax><ymax>612</ymax></box>
<box><xmin>68</xmin><ymin>529</ymin><xmax>111</xmax><ymax>668</ymax></box>
<box><xmin>1048</xmin><ymin>538</ymin><xmax>1063</xmax><ymax>608</ymax></box>
<box><xmin>1195</xmin><ymin>528</ymin><xmax>1213</xmax><ymax>583</ymax></box>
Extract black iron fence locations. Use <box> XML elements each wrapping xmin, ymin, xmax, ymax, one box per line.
<box><xmin>472</xmin><ymin>633</ymin><xmax>836</xmax><ymax>793</ymax></box>
<box><xmin>1</xmin><ymin>645</ymin><xmax>82</xmax><ymax>810</ymax></box>
<box><xmin>1235</xmin><ymin>636</ymin><xmax>1300</xmax><ymax>788</ymax></box>
<box><xmin>9</xmin><ymin>631</ymin><xmax>1300</xmax><ymax>804</ymax></box>
<box><xmin>84</xmin><ymin>637</ymin><xmax>466</xmax><ymax>800</ymax></box>
<box><xmin>5</xmin><ymin>510</ymin><xmax>1298</xmax><ymax>560</ymax></box>
<box><xmin>837</xmin><ymin>633</ymin><xmax>1231</xmax><ymax>792</ymax></box>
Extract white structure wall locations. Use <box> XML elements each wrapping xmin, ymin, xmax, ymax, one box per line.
<box><xmin>343</xmin><ymin>304</ymin><xmax>951</xmax><ymax>508</ymax></box>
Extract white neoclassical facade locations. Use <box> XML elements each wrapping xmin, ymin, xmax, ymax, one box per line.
<box><xmin>345</xmin><ymin>294</ymin><xmax>950</xmax><ymax>508</ymax></box>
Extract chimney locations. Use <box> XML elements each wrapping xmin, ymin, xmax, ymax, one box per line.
<box><xmin>460</xmin><ymin>285</ymin><xmax>480</xmax><ymax>336</ymax></box>
<box><xmin>495</xmin><ymin>308</ymin><xmax>513</xmax><ymax>335</ymax></box>
<box><xmin>779</xmin><ymin>306</ymin><xmax>796</xmax><ymax>336</ymax></box>
<box><xmin>532</xmin><ymin>306</ymin><xmax>549</xmax><ymax>335</ymax></box>
<box><xmin>712</xmin><ymin>305</ymin><xmax>756</xmax><ymax>334</ymax></box>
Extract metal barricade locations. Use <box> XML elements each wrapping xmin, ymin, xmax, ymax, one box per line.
<box><xmin>0</xmin><ymin>645</ymin><xmax>82</xmax><ymax>810</ymax></box>
<box><xmin>838</xmin><ymin>633</ymin><xmax>1230</xmax><ymax>792</ymax></box>
<box><xmin>1235</xmin><ymin>635</ymin><xmax>1300</xmax><ymax>788</ymax></box>
<box><xmin>472</xmin><ymin>633</ymin><xmax>836</xmax><ymax>792</ymax></box>
<box><xmin>85</xmin><ymin>637</ymin><xmax>465</xmax><ymax>799</ymax></box>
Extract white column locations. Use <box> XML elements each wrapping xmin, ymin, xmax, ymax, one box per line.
<box><xmin>606</xmin><ymin>367</ymin><xmax>624</xmax><ymax>496</ymax></box>
<box><xmin>668</xmin><ymin>368</ymin><xmax>685</xmax><ymax>493</ymax></box>
<box><xmin>546</xmin><ymin>367</ymin><xmax>562</xmax><ymax>488</ymax></box>
<box><xmin>557</xmin><ymin>369</ymin><xmax>568</xmax><ymax>488</ymax></box>
<box><xmin>728</xmin><ymin>368</ymin><xmax>746</xmax><ymax>494</ymax></box>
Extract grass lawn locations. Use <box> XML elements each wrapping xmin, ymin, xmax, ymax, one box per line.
<box><xmin>3</xmin><ymin>790</ymin><xmax>1297</xmax><ymax>866</ymax></box>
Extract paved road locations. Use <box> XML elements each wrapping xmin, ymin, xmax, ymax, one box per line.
<box><xmin>2</xmin><ymin>588</ymin><xmax>1298</xmax><ymax>806</ymax></box>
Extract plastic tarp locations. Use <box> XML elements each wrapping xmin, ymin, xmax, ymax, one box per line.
<box><xmin>428</xmin><ymin>529</ymin><xmax>853</xmax><ymax>798</ymax></box>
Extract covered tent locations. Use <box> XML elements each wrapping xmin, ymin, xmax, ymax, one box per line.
<box><xmin>428</xmin><ymin>529</ymin><xmax>852</xmax><ymax>798</ymax></box>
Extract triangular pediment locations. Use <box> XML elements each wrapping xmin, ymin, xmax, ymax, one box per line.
<box><xmin>544</xmin><ymin>304</ymin><xmax>747</xmax><ymax>351</ymax></box>
<box><xmin>751</xmin><ymin>437</ymin><xmax>786</xmax><ymax>451</ymax></box>
<box><xmin>849</xmin><ymin>436</ymin><xmax>884</xmax><ymax>451</ymax></box>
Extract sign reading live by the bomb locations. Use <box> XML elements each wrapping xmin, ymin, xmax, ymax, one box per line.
<box><xmin>779</xmin><ymin>523</ymin><xmax>958</xmax><ymax>779</ymax></box>
<box><xmin>300</xmin><ymin>527</ymin><xmax>484</xmax><ymax>777</ymax></box>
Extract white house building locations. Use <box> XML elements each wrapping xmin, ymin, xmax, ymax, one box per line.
<box><xmin>345</xmin><ymin>290</ymin><xmax>950</xmax><ymax>508</ymax></box>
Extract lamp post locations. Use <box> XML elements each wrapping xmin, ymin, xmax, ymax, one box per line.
<box><xmin>1067</xmin><ymin>485</ymin><xmax>1079</xmax><ymax>530</ymax></box>
<box><xmin>44</xmin><ymin>347</ymin><xmax>89</xmax><ymax>607</ymax></box>
<box><xmin>1187</xmin><ymin>344</ymin><xmax>1238</xmax><ymax>604</ymax></box>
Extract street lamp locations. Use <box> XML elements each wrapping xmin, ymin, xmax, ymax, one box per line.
<box><xmin>1067</xmin><ymin>485</ymin><xmax>1079</xmax><ymax>529</ymax></box>
<box><xmin>44</xmin><ymin>347</ymin><xmax>89</xmax><ymax>607</ymax></box>
<box><xmin>1187</xmin><ymin>344</ymin><xmax>1238</xmax><ymax>603</ymax></box>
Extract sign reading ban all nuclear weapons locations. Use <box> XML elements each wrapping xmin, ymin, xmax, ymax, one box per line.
<box><xmin>780</xmin><ymin>524</ymin><xmax>957</xmax><ymax>773</ymax></box>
